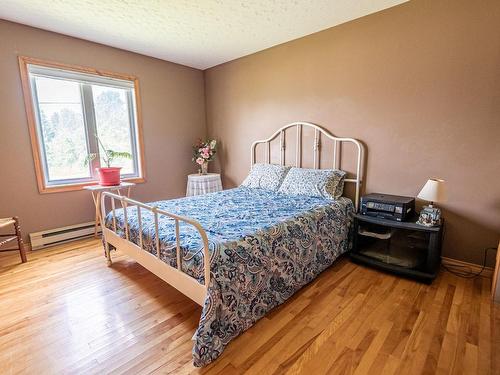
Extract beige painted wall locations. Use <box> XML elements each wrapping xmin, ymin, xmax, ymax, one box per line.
<box><xmin>0</xmin><ymin>20</ymin><xmax>206</xmax><ymax>240</ymax></box>
<box><xmin>205</xmin><ymin>0</ymin><xmax>500</xmax><ymax>266</ymax></box>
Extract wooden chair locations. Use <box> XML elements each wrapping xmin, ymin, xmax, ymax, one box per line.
<box><xmin>0</xmin><ymin>217</ymin><xmax>27</xmax><ymax>263</ymax></box>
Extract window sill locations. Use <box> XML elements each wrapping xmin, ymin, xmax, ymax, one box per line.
<box><xmin>38</xmin><ymin>177</ymin><xmax>145</xmax><ymax>194</ymax></box>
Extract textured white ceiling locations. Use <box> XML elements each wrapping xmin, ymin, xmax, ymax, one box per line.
<box><xmin>0</xmin><ymin>0</ymin><xmax>408</xmax><ymax>69</ymax></box>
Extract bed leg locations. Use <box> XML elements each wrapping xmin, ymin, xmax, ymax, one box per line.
<box><xmin>104</xmin><ymin>241</ymin><xmax>112</xmax><ymax>266</ymax></box>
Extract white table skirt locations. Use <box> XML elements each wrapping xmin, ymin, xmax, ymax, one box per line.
<box><xmin>186</xmin><ymin>173</ymin><xmax>223</xmax><ymax>196</ymax></box>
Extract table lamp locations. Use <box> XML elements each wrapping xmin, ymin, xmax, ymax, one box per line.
<box><xmin>416</xmin><ymin>178</ymin><xmax>447</xmax><ymax>226</ymax></box>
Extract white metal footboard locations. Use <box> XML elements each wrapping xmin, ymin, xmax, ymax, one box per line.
<box><xmin>100</xmin><ymin>191</ymin><xmax>210</xmax><ymax>306</ymax></box>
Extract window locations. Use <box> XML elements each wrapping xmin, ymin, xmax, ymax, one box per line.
<box><xmin>19</xmin><ymin>56</ymin><xmax>145</xmax><ymax>193</ymax></box>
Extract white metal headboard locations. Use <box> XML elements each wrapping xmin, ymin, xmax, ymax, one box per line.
<box><xmin>251</xmin><ymin>121</ymin><xmax>363</xmax><ymax>211</ymax></box>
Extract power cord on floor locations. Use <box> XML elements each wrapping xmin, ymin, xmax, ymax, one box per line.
<box><xmin>442</xmin><ymin>246</ymin><xmax>497</xmax><ymax>278</ymax></box>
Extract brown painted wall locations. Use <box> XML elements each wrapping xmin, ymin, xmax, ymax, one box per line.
<box><xmin>205</xmin><ymin>0</ymin><xmax>500</xmax><ymax>266</ymax></box>
<box><xmin>0</xmin><ymin>20</ymin><xmax>206</xmax><ymax>240</ymax></box>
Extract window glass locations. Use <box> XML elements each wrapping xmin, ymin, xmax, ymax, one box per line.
<box><xmin>92</xmin><ymin>85</ymin><xmax>134</xmax><ymax>174</ymax></box>
<box><xmin>34</xmin><ymin>76</ymin><xmax>90</xmax><ymax>181</ymax></box>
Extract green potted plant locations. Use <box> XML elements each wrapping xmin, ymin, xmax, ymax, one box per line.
<box><xmin>85</xmin><ymin>135</ymin><xmax>131</xmax><ymax>186</ymax></box>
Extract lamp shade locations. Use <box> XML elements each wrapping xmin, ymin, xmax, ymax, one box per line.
<box><xmin>417</xmin><ymin>178</ymin><xmax>447</xmax><ymax>203</ymax></box>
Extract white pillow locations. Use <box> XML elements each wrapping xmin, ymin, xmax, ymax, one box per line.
<box><xmin>241</xmin><ymin>163</ymin><xmax>291</xmax><ymax>191</ymax></box>
<box><xmin>278</xmin><ymin>167</ymin><xmax>346</xmax><ymax>199</ymax></box>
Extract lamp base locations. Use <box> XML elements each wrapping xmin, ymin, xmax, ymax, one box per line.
<box><xmin>416</xmin><ymin>205</ymin><xmax>442</xmax><ymax>227</ymax></box>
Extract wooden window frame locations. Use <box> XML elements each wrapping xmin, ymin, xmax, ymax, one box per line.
<box><xmin>18</xmin><ymin>56</ymin><xmax>146</xmax><ymax>194</ymax></box>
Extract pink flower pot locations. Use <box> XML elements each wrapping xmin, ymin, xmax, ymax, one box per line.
<box><xmin>97</xmin><ymin>167</ymin><xmax>122</xmax><ymax>186</ymax></box>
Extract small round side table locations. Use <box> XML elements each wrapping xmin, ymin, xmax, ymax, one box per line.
<box><xmin>186</xmin><ymin>173</ymin><xmax>223</xmax><ymax>196</ymax></box>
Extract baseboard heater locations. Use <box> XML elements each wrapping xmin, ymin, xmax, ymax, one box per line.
<box><xmin>29</xmin><ymin>221</ymin><xmax>101</xmax><ymax>250</ymax></box>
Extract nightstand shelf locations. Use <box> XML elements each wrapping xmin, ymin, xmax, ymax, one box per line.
<box><xmin>350</xmin><ymin>213</ymin><xmax>443</xmax><ymax>283</ymax></box>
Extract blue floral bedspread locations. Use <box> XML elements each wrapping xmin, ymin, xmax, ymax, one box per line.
<box><xmin>105</xmin><ymin>187</ymin><xmax>353</xmax><ymax>366</ymax></box>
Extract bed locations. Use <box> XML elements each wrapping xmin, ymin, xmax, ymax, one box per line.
<box><xmin>101</xmin><ymin>122</ymin><xmax>363</xmax><ymax>366</ymax></box>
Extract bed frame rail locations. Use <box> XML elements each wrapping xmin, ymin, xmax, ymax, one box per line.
<box><xmin>100</xmin><ymin>191</ymin><xmax>210</xmax><ymax>305</ymax></box>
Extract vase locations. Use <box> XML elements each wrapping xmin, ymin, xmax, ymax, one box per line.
<box><xmin>200</xmin><ymin>162</ymin><xmax>208</xmax><ymax>175</ymax></box>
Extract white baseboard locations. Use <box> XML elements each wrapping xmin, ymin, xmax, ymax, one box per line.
<box><xmin>441</xmin><ymin>257</ymin><xmax>493</xmax><ymax>278</ymax></box>
<box><xmin>29</xmin><ymin>221</ymin><xmax>100</xmax><ymax>250</ymax></box>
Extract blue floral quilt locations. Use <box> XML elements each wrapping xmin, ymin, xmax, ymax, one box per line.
<box><xmin>105</xmin><ymin>187</ymin><xmax>353</xmax><ymax>366</ymax></box>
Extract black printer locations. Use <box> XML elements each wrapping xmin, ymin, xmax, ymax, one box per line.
<box><xmin>360</xmin><ymin>193</ymin><xmax>415</xmax><ymax>222</ymax></box>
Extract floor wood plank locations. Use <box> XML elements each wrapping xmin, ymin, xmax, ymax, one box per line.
<box><xmin>0</xmin><ymin>239</ymin><xmax>498</xmax><ymax>374</ymax></box>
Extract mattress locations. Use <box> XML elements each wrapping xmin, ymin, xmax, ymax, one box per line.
<box><xmin>105</xmin><ymin>186</ymin><xmax>353</xmax><ymax>366</ymax></box>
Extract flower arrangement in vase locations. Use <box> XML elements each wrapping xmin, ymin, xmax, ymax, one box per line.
<box><xmin>192</xmin><ymin>139</ymin><xmax>217</xmax><ymax>174</ymax></box>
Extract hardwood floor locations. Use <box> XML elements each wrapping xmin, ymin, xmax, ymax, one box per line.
<box><xmin>0</xmin><ymin>239</ymin><xmax>498</xmax><ymax>375</ymax></box>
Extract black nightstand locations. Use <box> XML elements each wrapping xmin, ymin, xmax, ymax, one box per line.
<box><xmin>350</xmin><ymin>213</ymin><xmax>443</xmax><ymax>283</ymax></box>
